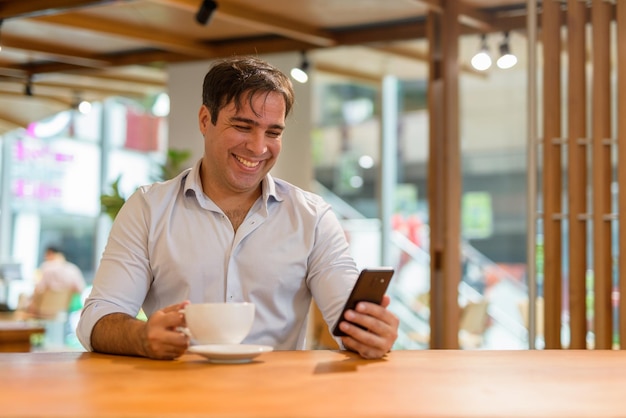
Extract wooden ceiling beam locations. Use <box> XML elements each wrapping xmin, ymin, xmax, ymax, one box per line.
<box><xmin>32</xmin><ymin>13</ymin><xmax>219</xmax><ymax>57</ymax></box>
<box><xmin>458</xmin><ymin>2</ymin><xmax>495</xmax><ymax>32</ymax></box>
<box><xmin>1</xmin><ymin>34</ymin><xmax>110</xmax><ymax>68</ymax></box>
<box><xmin>333</xmin><ymin>19</ymin><xmax>428</xmax><ymax>45</ymax></box>
<box><xmin>0</xmin><ymin>111</ymin><xmax>29</xmax><ymax>128</ymax></box>
<box><xmin>29</xmin><ymin>80</ymin><xmax>149</xmax><ymax>97</ymax></box>
<box><xmin>0</xmin><ymin>79</ymin><xmax>148</xmax><ymax>98</ymax></box>
<box><xmin>149</xmin><ymin>0</ymin><xmax>337</xmax><ymax>47</ymax></box>
<box><xmin>0</xmin><ymin>88</ymin><xmax>74</xmax><ymax>106</ymax></box>
<box><xmin>0</xmin><ymin>65</ymin><xmax>26</xmax><ymax>78</ymax></box>
<box><xmin>413</xmin><ymin>0</ymin><xmax>443</xmax><ymax>14</ymax></box>
<box><xmin>371</xmin><ymin>44</ymin><xmax>487</xmax><ymax>77</ymax></box>
<box><xmin>70</xmin><ymin>70</ymin><xmax>166</xmax><ymax>87</ymax></box>
<box><xmin>0</xmin><ymin>0</ymin><xmax>116</xmax><ymax>19</ymax></box>
<box><xmin>314</xmin><ymin>62</ymin><xmax>380</xmax><ymax>84</ymax></box>
<box><xmin>8</xmin><ymin>50</ymin><xmax>190</xmax><ymax>75</ymax></box>
<box><xmin>415</xmin><ymin>0</ymin><xmax>500</xmax><ymax>32</ymax></box>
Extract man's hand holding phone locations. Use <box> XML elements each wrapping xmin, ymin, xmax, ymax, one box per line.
<box><xmin>332</xmin><ymin>268</ymin><xmax>399</xmax><ymax>359</ymax></box>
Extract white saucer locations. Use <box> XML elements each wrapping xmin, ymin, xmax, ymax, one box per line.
<box><xmin>188</xmin><ymin>344</ymin><xmax>273</xmax><ymax>364</ymax></box>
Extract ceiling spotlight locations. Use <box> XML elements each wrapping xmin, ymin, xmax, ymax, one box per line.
<box><xmin>470</xmin><ymin>34</ymin><xmax>491</xmax><ymax>72</ymax></box>
<box><xmin>496</xmin><ymin>31</ymin><xmax>518</xmax><ymax>69</ymax></box>
<box><xmin>196</xmin><ymin>0</ymin><xmax>218</xmax><ymax>25</ymax></box>
<box><xmin>77</xmin><ymin>100</ymin><xmax>92</xmax><ymax>114</ymax></box>
<box><xmin>24</xmin><ymin>76</ymin><xmax>33</xmax><ymax>97</ymax></box>
<box><xmin>72</xmin><ymin>93</ymin><xmax>91</xmax><ymax>114</ymax></box>
<box><xmin>290</xmin><ymin>51</ymin><xmax>309</xmax><ymax>84</ymax></box>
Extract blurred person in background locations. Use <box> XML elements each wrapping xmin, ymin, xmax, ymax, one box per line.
<box><xmin>24</xmin><ymin>246</ymin><xmax>86</xmax><ymax>316</ymax></box>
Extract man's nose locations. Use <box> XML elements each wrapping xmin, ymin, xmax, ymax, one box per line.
<box><xmin>246</xmin><ymin>131</ymin><xmax>268</xmax><ymax>154</ymax></box>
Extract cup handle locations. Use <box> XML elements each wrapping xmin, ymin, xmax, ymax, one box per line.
<box><xmin>176</xmin><ymin>308</ymin><xmax>192</xmax><ymax>338</ymax></box>
<box><xmin>176</xmin><ymin>326</ymin><xmax>193</xmax><ymax>339</ymax></box>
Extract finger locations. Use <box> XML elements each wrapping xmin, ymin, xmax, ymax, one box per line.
<box><xmin>343</xmin><ymin>308</ymin><xmax>385</xmax><ymax>336</ymax></box>
<box><xmin>341</xmin><ymin>334</ymin><xmax>386</xmax><ymax>359</ymax></box>
<box><xmin>151</xmin><ymin>308</ymin><xmax>186</xmax><ymax>330</ymax></box>
<box><xmin>340</xmin><ymin>307</ymin><xmax>398</xmax><ymax>356</ymax></box>
<box><xmin>353</xmin><ymin>302</ymin><xmax>399</xmax><ymax>337</ymax></box>
<box><xmin>144</xmin><ymin>325</ymin><xmax>190</xmax><ymax>359</ymax></box>
<box><xmin>162</xmin><ymin>300</ymin><xmax>190</xmax><ymax>313</ymax></box>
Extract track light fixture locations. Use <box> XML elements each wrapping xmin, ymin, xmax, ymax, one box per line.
<box><xmin>290</xmin><ymin>51</ymin><xmax>309</xmax><ymax>84</ymax></box>
<box><xmin>196</xmin><ymin>0</ymin><xmax>218</xmax><ymax>25</ymax></box>
<box><xmin>470</xmin><ymin>34</ymin><xmax>491</xmax><ymax>71</ymax></box>
<box><xmin>0</xmin><ymin>19</ymin><xmax>4</xmax><ymax>53</ymax></box>
<box><xmin>496</xmin><ymin>31</ymin><xmax>518</xmax><ymax>69</ymax></box>
<box><xmin>72</xmin><ymin>92</ymin><xmax>91</xmax><ymax>114</ymax></box>
<box><xmin>24</xmin><ymin>76</ymin><xmax>33</xmax><ymax>97</ymax></box>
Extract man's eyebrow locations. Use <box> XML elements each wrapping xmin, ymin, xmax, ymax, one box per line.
<box><xmin>230</xmin><ymin>116</ymin><xmax>285</xmax><ymax>131</ymax></box>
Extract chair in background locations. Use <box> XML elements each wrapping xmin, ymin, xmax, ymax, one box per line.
<box><xmin>458</xmin><ymin>300</ymin><xmax>490</xmax><ymax>349</ymax></box>
<box><xmin>24</xmin><ymin>289</ymin><xmax>75</xmax><ymax>348</ymax></box>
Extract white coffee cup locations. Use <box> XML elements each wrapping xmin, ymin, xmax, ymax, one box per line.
<box><xmin>181</xmin><ymin>302</ymin><xmax>255</xmax><ymax>345</ymax></box>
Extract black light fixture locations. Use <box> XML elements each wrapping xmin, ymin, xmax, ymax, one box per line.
<box><xmin>196</xmin><ymin>0</ymin><xmax>218</xmax><ymax>25</ymax></box>
<box><xmin>470</xmin><ymin>34</ymin><xmax>491</xmax><ymax>71</ymax></box>
<box><xmin>24</xmin><ymin>76</ymin><xmax>33</xmax><ymax>97</ymax></box>
<box><xmin>0</xmin><ymin>19</ymin><xmax>4</xmax><ymax>53</ymax></box>
<box><xmin>496</xmin><ymin>31</ymin><xmax>518</xmax><ymax>69</ymax></box>
<box><xmin>72</xmin><ymin>92</ymin><xmax>92</xmax><ymax>114</ymax></box>
<box><xmin>290</xmin><ymin>51</ymin><xmax>309</xmax><ymax>84</ymax></box>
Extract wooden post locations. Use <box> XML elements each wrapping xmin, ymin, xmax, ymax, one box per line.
<box><xmin>566</xmin><ymin>0</ymin><xmax>588</xmax><ymax>350</ymax></box>
<box><xmin>591</xmin><ymin>0</ymin><xmax>613</xmax><ymax>350</ymax></box>
<box><xmin>542</xmin><ymin>0</ymin><xmax>564</xmax><ymax>349</ymax></box>
<box><xmin>427</xmin><ymin>0</ymin><xmax>461</xmax><ymax>349</ymax></box>
<box><xmin>618</xmin><ymin>0</ymin><xmax>626</xmax><ymax>351</ymax></box>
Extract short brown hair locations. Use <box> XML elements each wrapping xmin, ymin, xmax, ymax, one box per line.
<box><xmin>202</xmin><ymin>56</ymin><xmax>295</xmax><ymax>124</ymax></box>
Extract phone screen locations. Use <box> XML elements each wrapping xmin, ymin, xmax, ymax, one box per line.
<box><xmin>331</xmin><ymin>267</ymin><xmax>394</xmax><ymax>337</ymax></box>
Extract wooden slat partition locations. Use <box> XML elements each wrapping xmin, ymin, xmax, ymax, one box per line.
<box><xmin>427</xmin><ymin>0</ymin><xmax>461</xmax><ymax>349</ymax></box>
<box><xmin>591</xmin><ymin>0</ymin><xmax>613</xmax><ymax>350</ymax></box>
<box><xmin>566</xmin><ymin>0</ymin><xmax>588</xmax><ymax>350</ymax></box>
<box><xmin>541</xmin><ymin>0</ymin><xmax>564</xmax><ymax>349</ymax></box>
<box><xmin>619</xmin><ymin>0</ymin><xmax>626</xmax><ymax>350</ymax></box>
<box><xmin>538</xmin><ymin>0</ymin><xmax>622</xmax><ymax>349</ymax></box>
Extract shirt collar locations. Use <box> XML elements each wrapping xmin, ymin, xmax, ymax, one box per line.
<box><xmin>183</xmin><ymin>158</ymin><xmax>283</xmax><ymax>209</ymax></box>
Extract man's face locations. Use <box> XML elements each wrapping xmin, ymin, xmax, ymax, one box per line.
<box><xmin>198</xmin><ymin>91</ymin><xmax>286</xmax><ymax>199</ymax></box>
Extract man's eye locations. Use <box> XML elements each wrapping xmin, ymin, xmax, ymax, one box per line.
<box><xmin>235</xmin><ymin>125</ymin><xmax>251</xmax><ymax>131</ymax></box>
<box><xmin>267</xmin><ymin>131</ymin><xmax>282</xmax><ymax>138</ymax></box>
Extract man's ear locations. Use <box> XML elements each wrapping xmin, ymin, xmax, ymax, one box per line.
<box><xmin>198</xmin><ymin>105</ymin><xmax>211</xmax><ymax>133</ymax></box>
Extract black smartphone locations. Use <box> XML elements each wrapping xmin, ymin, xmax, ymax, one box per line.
<box><xmin>331</xmin><ymin>267</ymin><xmax>395</xmax><ymax>337</ymax></box>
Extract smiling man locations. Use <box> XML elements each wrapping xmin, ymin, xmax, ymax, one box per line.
<box><xmin>77</xmin><ymin>56</ymin><xmax>398</xmax><ymax>361</ymax></box>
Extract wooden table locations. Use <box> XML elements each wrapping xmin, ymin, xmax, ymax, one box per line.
<box><xmin>1</xmin><ymin>349</ymin><xmax>625</xmax><ymax>417</ymax></box>
<box><xmin>0</xmin><ymin>320</ymin><xmax>45</xmax><ymax>352</ymax></box>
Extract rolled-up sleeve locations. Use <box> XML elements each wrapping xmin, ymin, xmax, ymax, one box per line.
<box><xmin>77</xmin><ymin>190</ymin><xmax>152</xmax><ymax>351</ymax></box>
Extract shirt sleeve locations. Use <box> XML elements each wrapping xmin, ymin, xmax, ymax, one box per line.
<box><xmin>76</xmin><ymin>189</ymin><xmax>153</xmax><ymax>351</ymax></box>
<box><xmin>306</xmin><ymin>203</ymin><xmax>359</xmax><ymax>347</ymax></box>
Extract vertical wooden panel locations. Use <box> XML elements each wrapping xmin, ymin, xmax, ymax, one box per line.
<box><xmin>427</xmin><ymin>11</ymin><xmax>446</xmax><ymax>349</ymax></box>
<box><xmin>591</xmin><ymin>0</ymin><xmax>613</xmax><ymax>350</ymax></box>
<box><xmin>566</xmin><ymin>0</ymin><xmax>588</xmax><ymax>349</ymax></box>
<box><xmin>618</xmin><ymin>0</ymin><xmax>626</xmax><ymax>350</ymax></box>
<box><xmin>427</xmin><ymin>0</ymin><xmax>461</xmax><ymax>349</ymax></box>
<box><xmin>542</xmin><ymin>0</ymin><xmax>564</xmax><ymax>349</ymax></box>
<box><xmin>439</xmin><ymin>0</ymin><xmax>461</xmax><ymax>350</ymax></box>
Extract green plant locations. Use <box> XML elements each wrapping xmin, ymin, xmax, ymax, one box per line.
<box><xmin>156</xmin><ymin>148</ymin><xmax>192</xmax><ymax>182</ymax></box>
<box><xmin>100</xmin><ymin>175</ymin><xmax>126</xmax><ymax>220</ymax></box>
<box><xmin>100</xmin><ymin>148</ymin><xmax>191</xmax><ymax>220</ymax></box>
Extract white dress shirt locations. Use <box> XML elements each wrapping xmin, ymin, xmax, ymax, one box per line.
<box><xmin>77</xmin><ymin>159</ymin><xmax>359</xmax><ymax>351</ymax></box>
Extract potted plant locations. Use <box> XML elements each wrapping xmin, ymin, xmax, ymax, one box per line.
<box><xmin>100</xmin><ymin>148</ymin><xmax>191</xmax><ymax>219</ymax></box>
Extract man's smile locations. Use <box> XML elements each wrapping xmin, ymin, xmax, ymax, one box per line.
<box><xmin>235</xmin><ymin>154</ymin><xmax>261</xmax><ymax>168</ymax></box>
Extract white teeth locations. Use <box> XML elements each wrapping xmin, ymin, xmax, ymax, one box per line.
<box><xmin>235</xmin><ymin>155</ymin><xmax>259</xmax><ymax>168</ymax></box>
